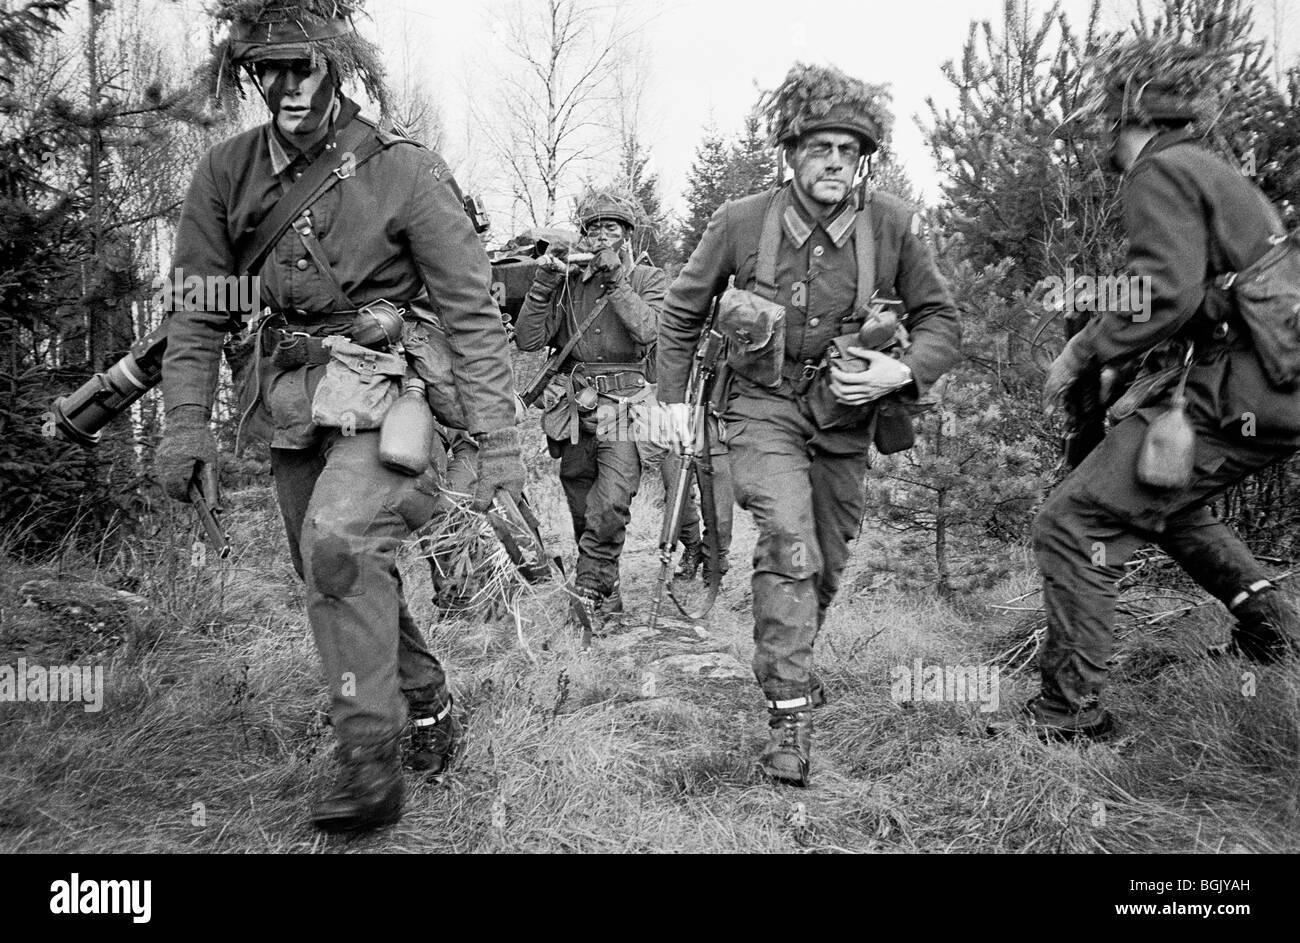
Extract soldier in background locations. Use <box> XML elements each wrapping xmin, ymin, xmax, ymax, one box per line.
<box><xmin>515</xmin><ymin>186</ymin><xmax>668</xmax><ymax>631</ymax></box>
<box><xmin>155</xmin><ymin>0</ymin><xmax>524</xmax><ymax>831</ymax></box>
<box><xmin>657</xmin><ymin>63</ymin><xmax>960</xmax><ymax>784</ymax></box>
<box><xmin>1025</xmin><ymin>40</ymin><xmax>1300</xmax><ymax>741</ymax></box>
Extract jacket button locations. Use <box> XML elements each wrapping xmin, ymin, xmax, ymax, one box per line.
<box><xmin>813</xmin><ymin>245</ymin><xmax>824</xmax><ymax>257</ymax></box>
<box><xmin>296</xmin><ymin>259</ymin><xmax>309</xmax><ymax>271</ymax></box>
<box><xmin>809</xmin><ymin>317</ymin><xmax>820</xmax><ymax>326</ymax></box>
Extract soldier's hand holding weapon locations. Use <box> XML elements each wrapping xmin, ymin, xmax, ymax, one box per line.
<box><xmin>1043</xmin><ymin>333</ymin><xmax>1092</xmax><ymax>417</ymax></box>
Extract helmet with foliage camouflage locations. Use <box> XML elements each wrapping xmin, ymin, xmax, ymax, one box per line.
<box><xmin>203</xmin><ymin>0</ymin><xmax>388</xmax><ymax>111</ymax></box>
<box><xmin>574</xmin><ymin>183</ymin><xmax>643</xmax><ymax>231</ymax></box>
<box><xmin>1070</xmin><ymin>35</ymin><xmax>1241</xmax><ymax>130</ymax></box>
<box><xmin>761</xmin><ymin>62</ymin><xmax>893</xmax><ymax>155</ymax></box>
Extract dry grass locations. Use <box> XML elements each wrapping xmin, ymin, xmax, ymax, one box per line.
<box><xmin>1</xmin><ymin>468</ymin><xmax>1297</xmax><ymax>853</ymax></box>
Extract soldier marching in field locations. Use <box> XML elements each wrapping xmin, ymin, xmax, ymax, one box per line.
<box><xmin>155</xmin><ymin>0</ymin><xmax>525</xmax><ymax>831</ymax></box>
<box><xmin>1023</xmin><ymin>39</ymin><xmax>1300</xmax><ymax>741</ymax></box>
<box><xmin>657</xmin><ymin>63</ymin><xmax>961</xmax><ymax>784</ymax></box>
<box><xmin>515</xmin><ymin>185</ymin><xmax>669</xmax><ymax>632</ymax></box>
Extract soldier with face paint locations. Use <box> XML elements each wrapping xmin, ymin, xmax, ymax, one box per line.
<box><xmin>657</xmin><ymin>63</ymin><xmax>960</xmax><ymax>785</ymax></box>
<box><xmin>155</xmin><ymin>0</ymin><xmax>523</xmax><ymax>832</ymax></box>
<box><xmin>515</xmin><ymin>185</ymin><xmax>668</xmax><ymax>632</ymax></box>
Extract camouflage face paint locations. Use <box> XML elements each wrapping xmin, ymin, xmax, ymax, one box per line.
<box><xmin>259</xmin><ymin>59</ymin><xmax>337</xmax><ymax>141</ymax></box>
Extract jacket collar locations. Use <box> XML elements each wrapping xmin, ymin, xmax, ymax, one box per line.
<box><xmin>782</xmin><ymin>183</ymin><xmax>858</xmax><ymax>250</ymax></box>
<box><xmin>1135</xmin><ymin>126</ymin><xmax>1200</xmax><ymax>164</ymax></box>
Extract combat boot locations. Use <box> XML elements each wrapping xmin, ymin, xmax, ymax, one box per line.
<box><xmin>403</xmin><ymin>697</ymin><xmax>460</xmax><ymax>775</ymax></box>
<box><xmin>311</xmin><ymin>735</ymin><xmax>403</xmax><ymax>833</ymax></box>
<box><xmin>569</xmin><ymin>585</ymin><xmax>600</xmax><ymax>645</ymax></box>
<box><xmin>986</xmin><ymin>696</ymin><xmax>1118</xmax><ymax>743</ymax></box>
<box><xmin>758</xmin><ymin>711</ymin><xmax>813</xmax><ymax>786</ymax></box>
<box><xmin>1208</xmin><ymin>585</ymin><xmax>1300</xmax><ymax>664</ymax></box>
<box><xmin>674</xmin><ymin>540</ymin><xmax>702</xmax><ymax>581</ymax></box>
<box><xmin>702</xmin><ymin>550</ymin><xmax>729</xmax><ymax>586</ymax></box>
<box><xmin>604</xmin><ymin>578</ymin><xmax>625</xmax><ymax>616</ymax></box>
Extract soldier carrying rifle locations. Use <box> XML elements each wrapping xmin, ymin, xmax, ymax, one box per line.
<box><xmin>515</xmin><ymin>185</ymin><xmax>668</xmax><ymax>634</ymax></box>
<box><xmin>657</xmin><ymin>63</ymin><xmax>960</xmax><ymax>785</ymax></box>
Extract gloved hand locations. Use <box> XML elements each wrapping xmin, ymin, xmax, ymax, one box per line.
<box><xmin>592</xmin><ymin>247</ymin><xmax>623</xmax><ymax>287</ymax></box>
<box><xmin>156</xmin><ymin>404</ymin><xmax>217</xmax><ymax>503</ymax></box>
<box><xmin>1043</xmin><ymin>334</ymin><xmax>1092</xmax><ymax>416</ymax></box>
<box><xmin>472</xmin><ymin>427</ymin><xmax>526</xmax><ymax>512</ymax></box>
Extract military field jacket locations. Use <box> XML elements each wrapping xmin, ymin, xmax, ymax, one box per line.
<box><xmin>657</xmin><ymin>184</ymin><xmax>961</xmax><ymax>406</ymax></box>
<box><xmin>1078</xmin><ymin>129</ymin><xmax>1300</xmax><ymax>440</ymax></box>
<box><xmin>160</xmin><ymin>99</ymin><xmax>517</xmax><ymax>448</ymax></box>
<box><xmin>514</xmin><ymin>258</ymin><xmax>667</xmax><ymax>366</ymax></box>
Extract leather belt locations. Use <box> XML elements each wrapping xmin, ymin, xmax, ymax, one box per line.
<box><xmin>264</xmin><ymin>311</ymin><xmax>355</xmax><ymax>369</ymax></box>
<box><xmin>573</xmin><ymin>361</ymin><xmax>647</xmax><ymax>394</ymax></box>
<box><xmin>591</xmin><ymin>371</ymin><xmax>646</xmax><ymax>393</ymax></box>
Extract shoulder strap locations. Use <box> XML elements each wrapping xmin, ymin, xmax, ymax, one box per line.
<box><xmin>234</xmin><ymin>119</ymin><xmax>387</xmax><ymax>277</ymax></box>
<box><xmin>753</xmin><ymin>188</ymin><xmax>784</xmax><ymax>301</ymax></box>
<box><xmin>551</xmin><ymin>294</ymin><xmax>610</xmax><ymax>367</ymax></box>
<box><xmin>855</xmin><ymin>189</ymin><xmax>876</xmax><ymax>305</ymax></box>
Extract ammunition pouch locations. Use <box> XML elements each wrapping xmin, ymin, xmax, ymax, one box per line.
<box><xmin>310</xmin><ymin>337</ymin><xmax>406</xmax><ymax>431</ymax></box>
<box><xmin>1216</xmin><ymin>231</ymin><xmax>1300</xmax><ymax>390</ymax></box>
<box><xmin>800</xmin><ymin>333</ymin><xmax>917</xmax><ymax>453</ymax></box>
<box><xmin>716</xmin><ymin>286</ymin><xmax>786</xmax><ymax>388</ymax></box>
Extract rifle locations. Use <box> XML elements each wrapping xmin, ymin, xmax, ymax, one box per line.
<box><xmin>650</xmin><ymin>299</ymin><xmax>726</xmax><ymax>630</ymax></box>
<box><xmin>1060</xmin><ymin>309</ymin><xmax>1106</xmax><ymax>470</ymax></box>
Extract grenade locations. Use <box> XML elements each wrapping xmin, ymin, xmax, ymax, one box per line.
<box><xmin>379</xmin><ymin>375</ymin><xmax>436</xmax><ymax>476</ymax></box>
<box><xmin>348</xmin><ymin>301</ymin><xmax>405</xmax><ymax>349</ymax></box>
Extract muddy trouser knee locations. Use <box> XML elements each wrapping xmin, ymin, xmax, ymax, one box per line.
<box><xmin>1031</xmin><ymin>415</ymin><xmax>1294</xmax><ymax>726</ymax></box>
<box><xmin>560</xmin><ymin>431</ymin><xmax>641</xmax><ymax>596</ymax></box>
<box><xmin>271</xmin><ymin>433</ymin><xmax>446</xmax><ymax>746</ymax></box>
<box><xmin>728</xmin><ymin>392</ymin><xmax>868</xmax><ymax>708</ymax></box>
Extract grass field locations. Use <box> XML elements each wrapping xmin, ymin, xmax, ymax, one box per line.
<box><xmin>1</xmin><ymin>456</ymin><xmax>1298</xmax><ymax>853</ymax></box>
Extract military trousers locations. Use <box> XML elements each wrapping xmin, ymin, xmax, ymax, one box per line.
<box><xmin>1032</xmin><ymin>412</ymin><xmax>1296</xmax><ymax>727</ymax></box>
<box><xmin>554</xmin><ymin>430</ymin><xmax>642</xmax><ymax>597</ymax></box>
<box><xmin>271</xmin><ymin>430</ymin><xmax>448</xmax><ymax>748</ymax></box>
<box><xmin>724</xmin><ymin>382</ymin><xmax>870</xmax><ymax>704</ymax></box>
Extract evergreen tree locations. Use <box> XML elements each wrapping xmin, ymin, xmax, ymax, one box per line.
<box><xmin>681</xmin><ymin>121</ymin><xmax>732</xmax><ymax>258</ymax></box>
<box><xmin>726</xmin><ymin>105</ymin><xmax>777</xmax><ymax>198</ymax></box>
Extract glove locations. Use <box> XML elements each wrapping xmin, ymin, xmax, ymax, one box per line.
<box><xmin>1043</xmin><ymin>334</ymin><xmax>1092</xmax><ymax>415</ymax></box>
<box><xmin>472</xmin><ymin>426</ymin><xmax>526</xmax><ymax>512</ymax></box>
<box><xmin>592</xmin><ymin>247</ymin><xmax>623</xmax><ymax>287</ymax></box>
<box><xmin>156</xmin><ymin>405</ymin><xmax>217</xmax><ymax>503</ymax></box>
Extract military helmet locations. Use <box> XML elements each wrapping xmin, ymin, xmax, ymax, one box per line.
<box><xmin>1069</xmin><ymin>36</ymin><xmax>1238</xmax><ymax>130</ymax></box>
<box><xmin>761</xmin><ymin>63</ymin><xmax>893</xmax><ymax>155</ymax></box>
<box><xmin>204</xmin><ymin>0</ymin><xmax>389</xmax><ymax>111</ymax></box>
<box><xmin>575</xmin><ymin>183</ymin><xmax>643</xmax><ymax>231</ymax></box>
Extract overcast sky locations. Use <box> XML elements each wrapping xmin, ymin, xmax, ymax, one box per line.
<box><xmin>358</xmin><ymin>0</ymin><xmax>1296</xmax><ymax>230</ymax></box>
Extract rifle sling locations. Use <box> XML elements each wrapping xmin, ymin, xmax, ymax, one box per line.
<box><xmin>525</xmin><ymin>293</ymin><xmax>610</xmax><ymax>396</ymax></box>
